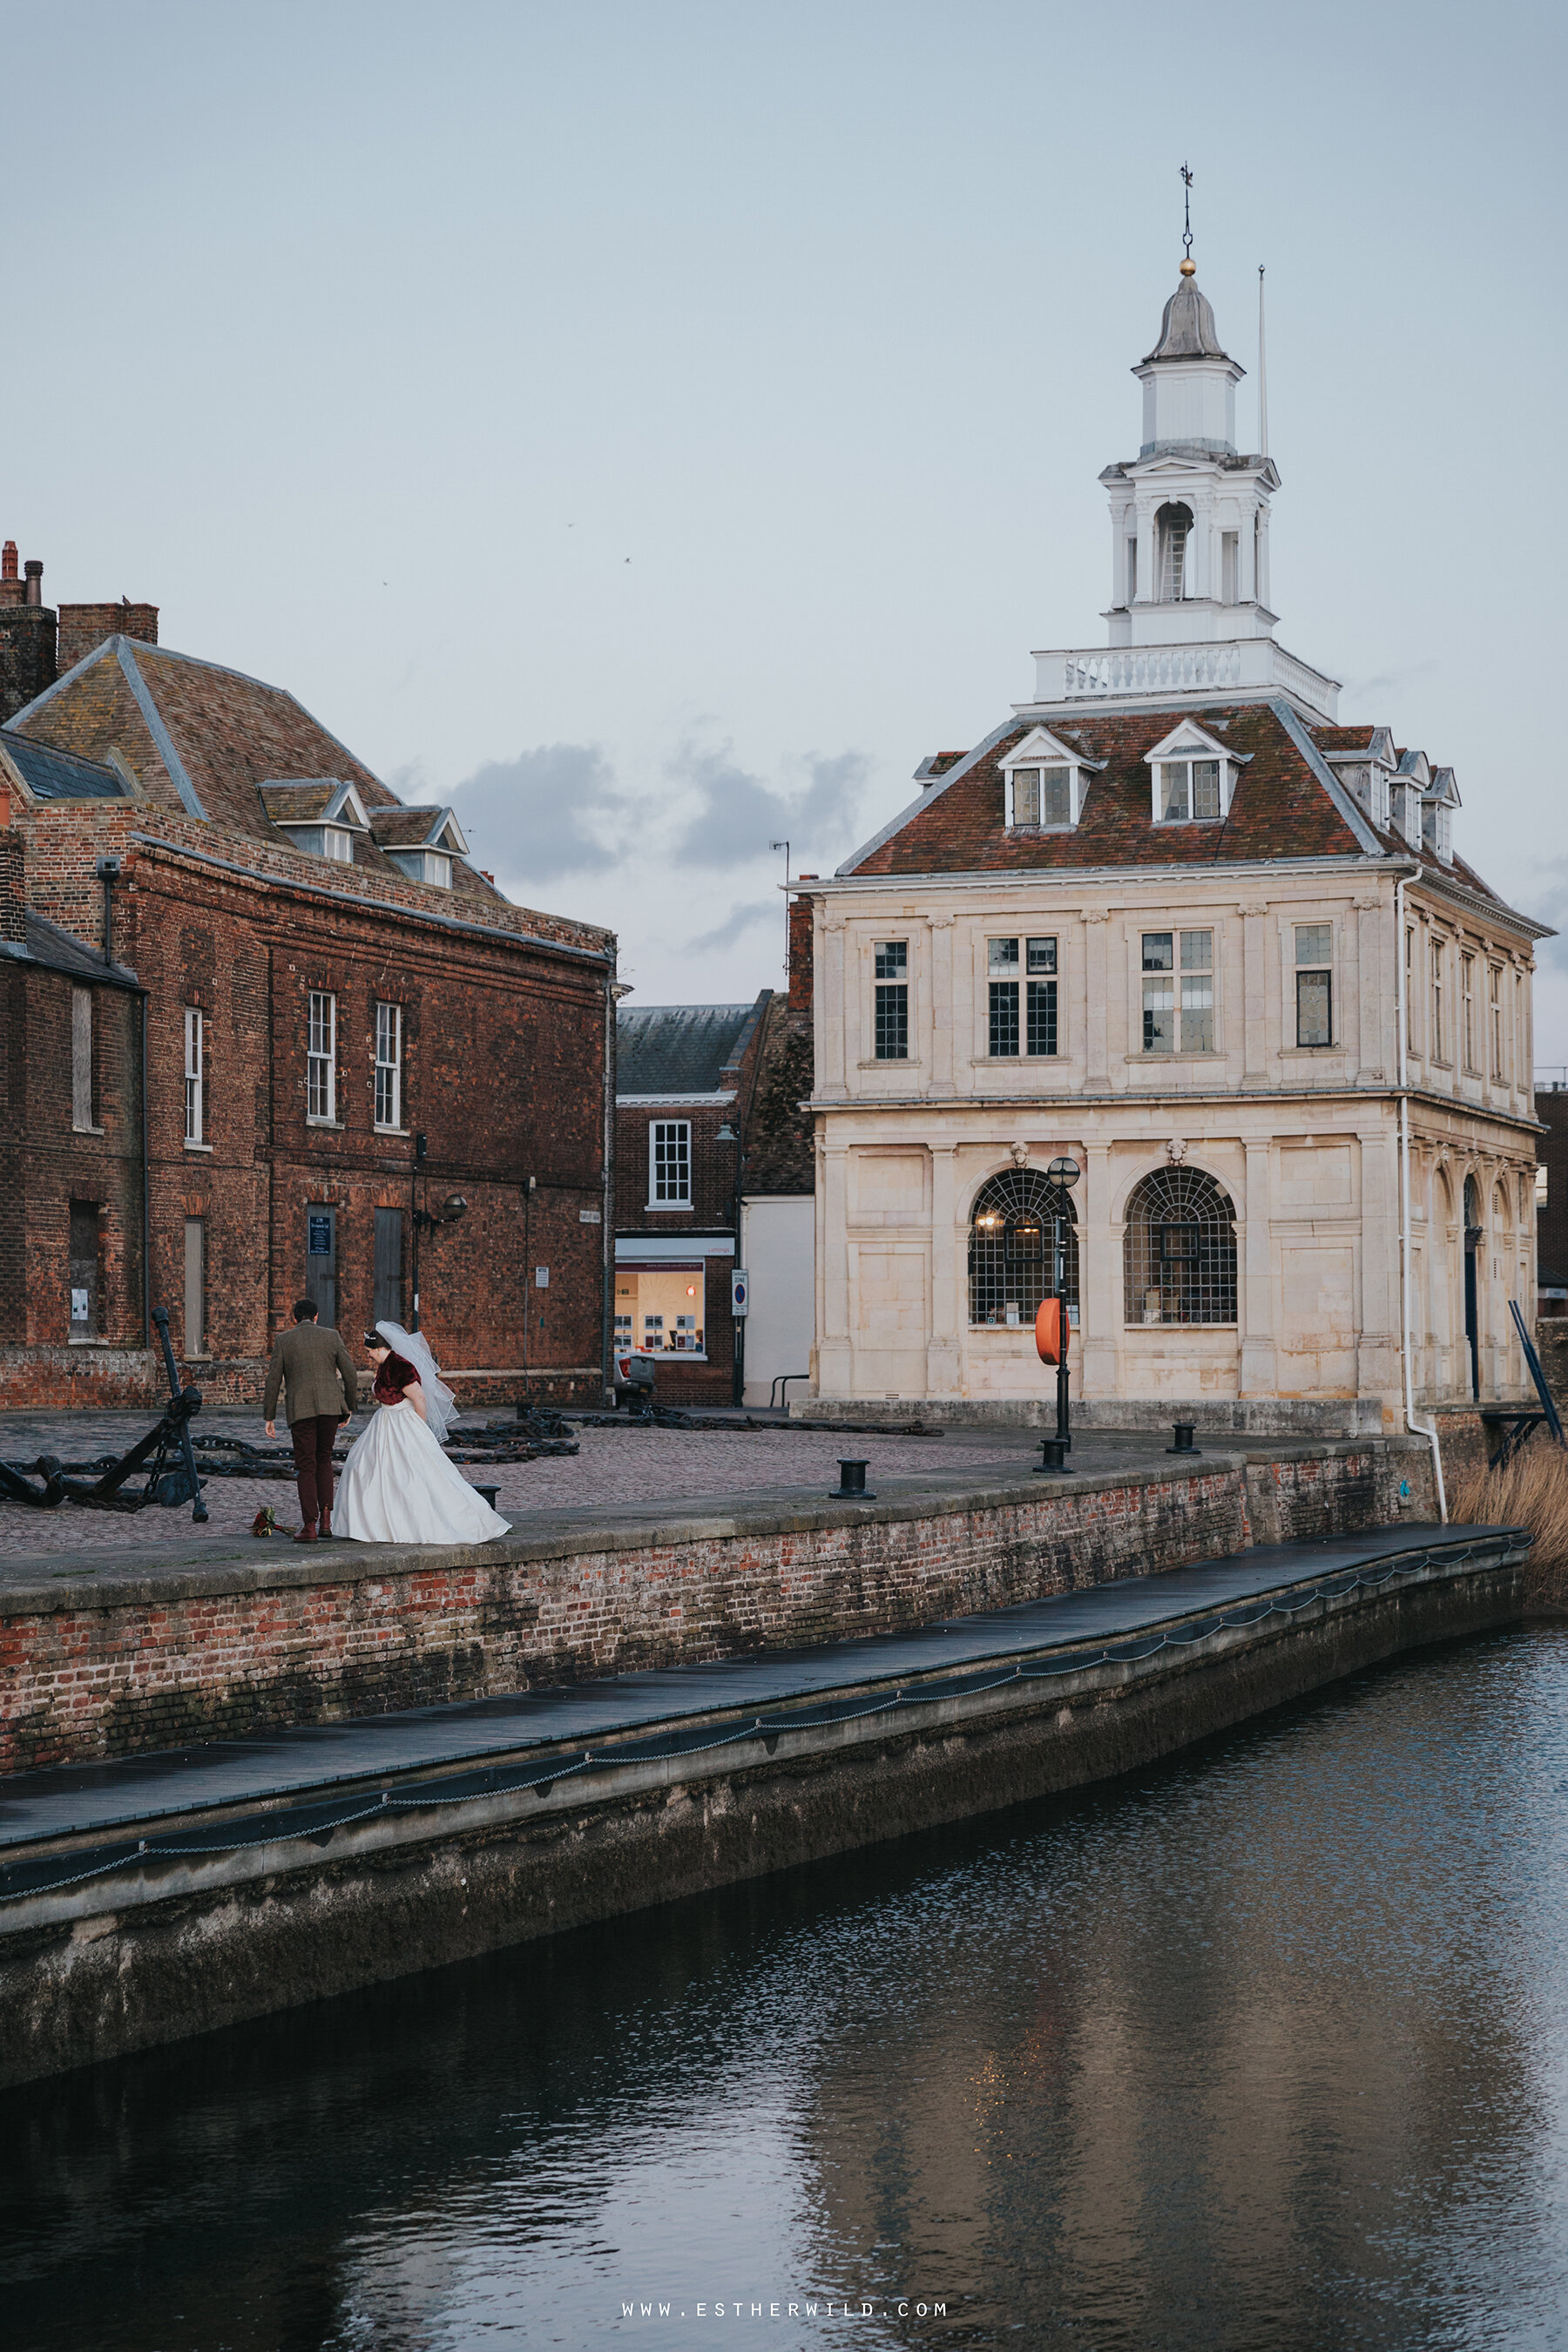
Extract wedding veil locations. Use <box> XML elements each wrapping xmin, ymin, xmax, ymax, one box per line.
<box><xmin>375</xmin><ymin>1321</ymin><xmax>458</xmax><ymax>1445</ymax></box>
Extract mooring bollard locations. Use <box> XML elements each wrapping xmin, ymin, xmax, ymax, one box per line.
<box><xmin>475</xmin><ymin>1484</ymin><xmax>500</xmax><ymax>1510</ymax></box>
<box><xmin>831</xmin><ymin>1458</ymin><xmax>875</xmax><ymax>1501</ymax></box>
<box><xmin>1033</xmin><ymin>1436</ymin><xmax>1071</xmax><ymax>1475</ymax></box>
<box><xmin>1166</xmin><ymin>1422</ymin><xmax>1200</xmax><ymax>1456</ymax></box>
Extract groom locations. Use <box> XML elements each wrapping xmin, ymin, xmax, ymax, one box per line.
<box><xmin>262</xmin><ymin>1299</ymin><xmax>361</xmax><ymax>1542</ymax></box>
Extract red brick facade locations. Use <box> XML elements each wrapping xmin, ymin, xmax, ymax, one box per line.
<box><xmin>2</xmin><ymin>632</ymin><xmax>618</xmax><ymax>1409</ymax></box>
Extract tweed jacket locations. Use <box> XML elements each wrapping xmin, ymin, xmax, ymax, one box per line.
<box><xmin>261</xmin><ymin>1322</ymin><xmax>361</xmax><ymax>1426</ymax></box>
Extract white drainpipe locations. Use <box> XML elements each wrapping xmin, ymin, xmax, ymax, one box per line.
<box><xmin>1396</xmin><ymin>870</ymin><xmax>1448</xmax><ymax>1520</ymax></box>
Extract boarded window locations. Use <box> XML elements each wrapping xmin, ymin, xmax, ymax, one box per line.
<box><xmin>373</xmin><ymin>1206</ymin><xmax>404</xmax><ymax>1327</ymax></box>
<box><xmin>71</xmin><ymin>987</ymin><xmax>93</xmax><ymax>1131</ymax></box>
<box><xmin>69</xmin><ymin>1200</ymin><xmax>99</xmax><ymax>1339</ymax></box>
<box><xmin>305</xmin><ymin>1205</ymin><xmax>337</xmax><ymax>1326</ymax></box>
<box><xmin>184</xmin><ymin>1217</ymin><xmax>206</xmax><ymax>1357</ymax></box>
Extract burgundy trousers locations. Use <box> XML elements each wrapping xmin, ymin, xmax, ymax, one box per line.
<box><xmin>290</xmin><ymin>1414</ymin><xmax>339</xmax><ymax>1526</ymax></box>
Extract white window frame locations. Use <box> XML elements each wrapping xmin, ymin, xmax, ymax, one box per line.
<box><xmin>1140</xmin><ymin>929</ymin><xmax>1216</xmax><ymax>1056</ymax></box>
<box><xmin>374</xmin><ymin>1001</ymin><xmax>403</xmax><ymax>1130</ymax></box>
<box><xmin>1144</xmin><ymin>722</ymin><xmax>1242</xmax><ymax>826</ymax></box>
<box><xmin>1489</xmin><ymin>964</ymin><xmax>1505</xmax><ymax>1081</ymax></box>
<box><xmin>308</xmin><ymin>990</ymin><xmax>337</xmax><ymax>1123</ymax></box>
<box><xmin>1002</xmin><ymin>726</ymin><xmax>1093</xmax><ymax>832</ymax></box>
<box><xmin>184</xmin><ymin>1007</ymin><xmax>205</xmax><ymax>1144</ymax></box>
<box><xmin>1460</xmin><ymin>951</ymin><xmax>1477</xmax><ymax>1073</ymax></box>
<box><xmin>648</xmin><ymin>1119</ymin><xmax>693</xmax><ymax>1209</ymax></box>
<box><xmin>322</xmin><ymin>827</ymin><xmax>354</xmax><ymax>863</ymax></box>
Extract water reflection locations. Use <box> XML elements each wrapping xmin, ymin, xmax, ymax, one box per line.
<box><xmin>4</xmin><ymin>1625</ymin><xmax>1567</xmax><ymax>2350</ymax></box>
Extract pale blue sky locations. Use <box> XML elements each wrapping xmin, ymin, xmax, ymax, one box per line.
<box><xmin>3</xmin><ymin>1</ymin><xmax>1565</xmax><ymax>1050</ymax></box>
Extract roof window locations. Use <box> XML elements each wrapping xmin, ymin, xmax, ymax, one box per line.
<box><xmin>1001</xmin><ymin>726</ymin><xmax>1103</xmax><ymax>832</ymax></box>
<box><xmin>1144</xmin><ymin>720</ymin><xmax>1247</xmax><ymax>827</ymax></box>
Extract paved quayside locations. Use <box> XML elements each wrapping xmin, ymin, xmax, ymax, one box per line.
<box><xmin>0</xmin><ymin>1519</ymin><xmax>1527</xmax><ymax>2087</ymax></box>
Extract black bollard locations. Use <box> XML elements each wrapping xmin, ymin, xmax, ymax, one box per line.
<box><xmin>475</xmin><ymin>1484</ymin><xmax>500</xmax><ymax>1511</ymax></box>
<box><xmin>831</xmin><ymin>1458</ymin><xmax>875</xmax><ymax>1501</ymax></box>
<box><xmin>1166</xmin><ymin>1421</ymin><xmax>1201</xmax><ymax>1456</ymax></box>
<box><xmin>1033</xmin><ymin>1436</ymin><xmax>1071</xmax><ymax>1475</ymax></box>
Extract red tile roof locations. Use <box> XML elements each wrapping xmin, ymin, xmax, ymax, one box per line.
<box><xmin>851</xmin><ymin>701</ymin><xmax>1366</xmax><ymax>875</ymax></box>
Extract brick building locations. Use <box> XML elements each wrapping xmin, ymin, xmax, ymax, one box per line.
<box><xmin>1</xmin><ymin>585</ymin><xmax>617</xmax><ymax>1409</ymax></box>
<box><xmin>613</xmin><ymin>999</ymin><xmax>769</xmax><ymax>1403</ymax></box>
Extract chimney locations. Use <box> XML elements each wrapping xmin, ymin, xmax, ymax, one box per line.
<box><xmin>0</xmin><ymin>545</ymin><xmax>57</xmax><ymax>722</ymax></box>
<box><xmin>787</xmin><ymin>890</ymin><xmax>815</xmax><ymax>1015</ymax></box>
<box><xmin>0</xmin><ymin>822</ymin><xmax>24</xmax><ymax>947</ymax></box>
<box><xmin>57</xmin><ymin>598</ymin><xmax>159</xmax><ymax>676</ymax></box>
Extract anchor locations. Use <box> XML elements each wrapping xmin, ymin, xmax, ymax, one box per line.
<box><xmin>0</xmin><ymin>1307</ymin><xmax>209</xmax><ymax>1521</ymax></box>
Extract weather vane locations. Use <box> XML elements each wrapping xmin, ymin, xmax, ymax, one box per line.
<box><xmin>1179</xmin><ymin>162</ymin><xmax>1195</xmax><ymax>274</ymax></box>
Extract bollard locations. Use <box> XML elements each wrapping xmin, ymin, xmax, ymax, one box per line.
<box><xmin>475</xmin><ymin>1483</ymin><xmax>500</xmax><ymax>1510</ymax></box>
<box><xmin>1166</xmin><ymin>1422</ymin><xmax>1201</xmax><ymax>1456</ymax></box>
<box><xmin>1033</xmin><ymin>1436</ymin><xmax>1071</xmax><ymax>1475</ymax></box>
<box><xmin>831</xmin><ymin>1458</ymin><xmax>875</xmax><ymax>1501</ymax></box>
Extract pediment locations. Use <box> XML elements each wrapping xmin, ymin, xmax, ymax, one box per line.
<box><xmin>1144</xmin><ymin>719</ymin><xmax>1233</xmax><ymax>765</ymax></box>
<box><xmin>1002</xmin><ymin>725</ymin><xmax>1084</xmax><ymax>770</ymax></box>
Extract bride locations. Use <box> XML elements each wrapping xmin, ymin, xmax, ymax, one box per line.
<box><xmin>333</xmin><ymin>1321</ymin><xmax>510</xmax><ymax>1545</ymax></box>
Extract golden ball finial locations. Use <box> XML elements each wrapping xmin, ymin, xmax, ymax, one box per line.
<box><xmin>1179</xmin><ymin>258</ymin><xmax>1196</xmax><ymax>276</ymax></box>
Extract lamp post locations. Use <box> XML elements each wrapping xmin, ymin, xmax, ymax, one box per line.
<box><xmin>1046</xmin><ymin>1156</ymin><xmax>1080</xmax><ymax>1451</ymax></box>
<box><xmin>717</xmin><ymin>1112</ymin><xmax>743</xmax><ymax>1404</ymax></box>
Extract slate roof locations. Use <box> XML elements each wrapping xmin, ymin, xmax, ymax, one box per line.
<box><xmin>6</xmin><ymin>637</ymin><xmax>508</xmax><ymax>905</ymax></box>
<box><xmin>0</xmin><ymin>909</ymin><xmax>141</xmax><ymax>990</ymax></box>
<box><xmin>0</xmin><ymin>733</ymin><xmax>131</xmax><ymax>802</ymax></box>
<box><xmin>841</xmin><ymin>698</ymin><xmax>1518</xmax><ymax>916</ymax></box>
<box><xmin>369</xmin><ymin>807</ymin><xmax>463</xmax><ymax>849</ymax></box>
<box><xmin>618</xmin><ymin>1004</ymin><xmax>756</xmax><ymax>1095</ymax></box>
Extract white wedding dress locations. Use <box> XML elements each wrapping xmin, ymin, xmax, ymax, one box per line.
<box><xmin>333</xmin><ymin>1321</ymin><xmax>510</xmax><ymax>1545</ymax></box>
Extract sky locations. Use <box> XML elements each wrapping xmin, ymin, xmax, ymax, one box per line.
<box><xmin>3</xmin><ymin>0</ymin><xmax>1566</xmax><ymax>1053</ymax></box>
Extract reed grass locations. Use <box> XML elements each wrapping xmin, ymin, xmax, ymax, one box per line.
<box><xmin>1450</xmin><ymin>1438</ymin><xmax>1568</xmax><ymax>1574</ymax></box>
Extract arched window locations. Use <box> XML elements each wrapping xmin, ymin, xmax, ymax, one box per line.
<box><xmin>1123</xmin><ymin>1166</ymin><xmax>1237</xmax><ymax>1326</ymax></box>
<box><xmin>1156</xmin><ymin>502</ymin><xmax>1193</xmax><ymax>602</ymax></box>
<box><xmin>969</xmin><ymin>1169</ymin><xmax>1078</xmax><ymax>1328</ymax></box>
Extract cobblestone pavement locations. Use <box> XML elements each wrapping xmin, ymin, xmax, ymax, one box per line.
<box><xmin>0</xmin><ymin>1409</ymin><xmax>1045</xmax><ymax>1557</ymax></box>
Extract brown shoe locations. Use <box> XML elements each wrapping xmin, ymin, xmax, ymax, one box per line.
<box><xmin>294</xmin><ymin>1524</ymin><xmax>318</xmax><ymax>1544</ymax></box>
<box><xmin>319</xmin><ymin>1510</ymin><xmax>332</xmax><ymax>1538</ymax></box>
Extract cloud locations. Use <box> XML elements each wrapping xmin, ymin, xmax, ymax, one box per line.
<box><xmin>1522</xmin><ymin>859</ymin><xmax>1568</xmax><ymax>968</ymax></box>
<box><xmin>447</xmin><ymin>743</ymin><xmax>631</xmax><ymax>880</ymax></box>
<box><xmin>689</xmin><ymin>899</ymin><xmax>776</xmax><ymax>953</ymax></box>
<box><xmin>667</xmin><ymin>737</ymin><xmax>869</xmax><ymax>869</ymax></box>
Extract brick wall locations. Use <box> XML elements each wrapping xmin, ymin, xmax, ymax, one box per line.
<box><xmin>3</xmin><ymin>804</ymin><xmax>614</xmax><ymax>1405</ymax></box>
<box><xmin>56</xmin><ymin>602</ymin><xmax>158</xmax><ymax>676</ymax></box>
<box><xmin>0</xmin><ymin>1440</ymin><xmax>1436</xmax><ymax>1770</ymax></box>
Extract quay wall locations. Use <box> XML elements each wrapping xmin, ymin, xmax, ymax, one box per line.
<box><xmin>0</xmin><ymin>1531</ymin><xmax>1522</xmax><ymax>2087</ymax></box>
<box><xmin>0</xmin><ymin>1439</ymin><xmax>1434</xmax><ymax>1773</ymax></box>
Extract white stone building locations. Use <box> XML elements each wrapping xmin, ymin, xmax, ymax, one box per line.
<box><xmin>801</xmin><ymin>260</ymin><xmax>1547</xmax><ymax>1436</ymax></box>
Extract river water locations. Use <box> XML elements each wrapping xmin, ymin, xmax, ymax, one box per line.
<box><xmin>4</xmin><ymin>1625</ymin><xmax>1567</xmax><ymax>2352</ymax></box>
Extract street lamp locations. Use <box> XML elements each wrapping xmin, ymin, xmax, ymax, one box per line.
<box><xmin>1045</xmin><ymin>1159</ymin><xmax>1080</xmax><ymax>1457</ymax></box>
<box><xmin>770</xmin><ymin>840</ymin><xmax>789</xmax><ymax>978</ymax></box>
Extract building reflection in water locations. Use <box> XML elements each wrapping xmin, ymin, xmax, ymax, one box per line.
<box><xmin>2</xmin><ymin>1629</ymin><xmax>1565</xmax><ymax>2350</ymax></box>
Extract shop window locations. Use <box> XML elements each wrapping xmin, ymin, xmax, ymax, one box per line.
<box><xmin>618</xmin><ymin>1267</ymin><xmax>706</xmax><ymax>1357</ymax></box>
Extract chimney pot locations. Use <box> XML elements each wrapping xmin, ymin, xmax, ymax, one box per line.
<box><xmin>1</xmin><ymin>542</ymin><xmax>16</xmax><ymax>582</ymax></box>
<box><xmin>24</xmin><ymin>558</ymin><xmax>42</xmax><ymax>606</ymax></box>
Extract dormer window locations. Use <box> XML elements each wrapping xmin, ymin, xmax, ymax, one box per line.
<box><xmin>370</xmin><ymin>804</ymin><xmax>470</xmax><ymax>890</ymax></box>
<box><xmin>259</xmin><ymin>777</ymin><xmax>371</xmax><ymax>865</ymax></box>
<box><xmin>1145</xmin><ymin>720</ymin><xmax>1246</xmax><ymax>827</ymax></box>
<box><xmin>1002</xmin><ymin>727</ymin><xmax>1102</xmax><ymax>831</ymax></box>
<box><xmin>1158</xmin><ymin>759</ymin><xmax>1221</xmax><ymax>821</ymax></box>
